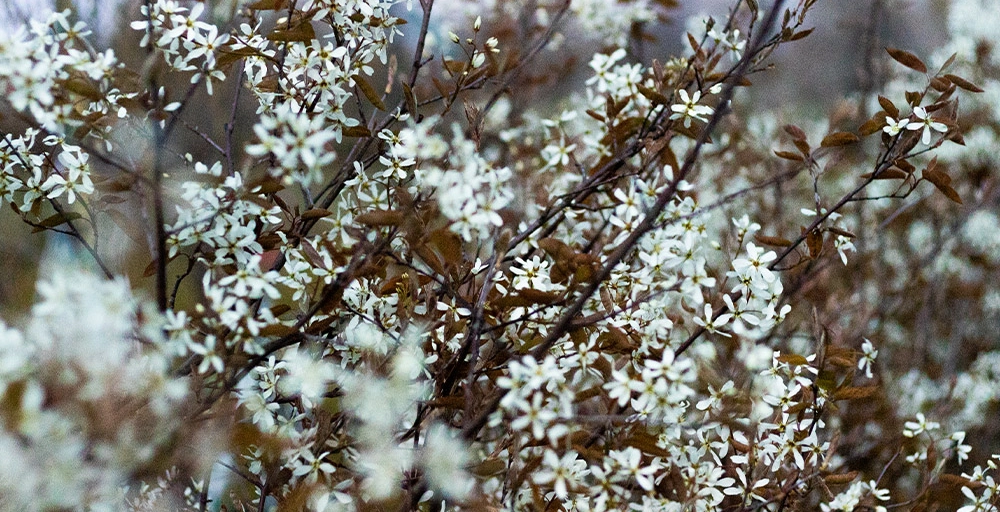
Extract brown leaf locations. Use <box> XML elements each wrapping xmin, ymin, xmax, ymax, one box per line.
<box><xmin>824</xmin><ymin>471</ymin><xmax>860</xmax><ymax>485</ymax></box>
<box><xmin>930</xmin><ymin>180</ymin><xmax>963</xmax><ymax>204</ymax></box>
<box><xmin>877</xmin><ymin>96</ymin><xmax>898</xmax><ymax>119</ymax></box>
<box><xmin>686</xmin><ymin>32</ymin><xmax>701</xmax><ymax>53</ymax></box>
<box><xmin>442</xmin><ymin>58</ymin><xmax>467</xmax><ymax>75</ymax></box>
<box><xmin>300</xmin><ymin>208</ymin><xmax>332</xmax><ymax>220</ymax></box>
<box><xmin>943</xmin><ymin>74</ymin><xmax>984</xmax><ymax>93</ymax></box>
<box><xmin>32</xmin><ymin>211</ymin><xmax>83</xmax><ymax>233</ymax></box>
<box><xmin>777</xmin><ymin>354</ymin><xmax>810</xmax><ymax>366</ymax></box>
<box><xmin>355</xmin><ymin>210</ymin><xmax>403</xmax><ymax>226</ymax></box>
<box><xmin>538</xmin><ymin>238</ymin><xmax>574</xmax><ymax>261</ymax></box>
<box><xmin>247</xmin><ymin>0</ymin><xmax>285</xmax><ymax>9</ymax></box>
<box><xmin>787</xmin><ymin>27</ymin><xmax>814</xmax><ymax>41</ymax></box>
<box><xmin>342</xmin><ymin>125</ymin><xmax>371</xmax><ymax>138</ymax></box>
<box><xmin>938</xmin><ymin>474</ymin><xmax>981</xmax><ymax>489</ymax></box>
<box><xmin>858</xmin><ymin>116</ymin><xmax>885</xmax><ymax>136</ymax></box>
<box><xmin>429</xmin><ymin>228</ymin><xmax>463</xmax><ymax>266</ymax></box>
<box><xmin>267</xmin><ymin>21</ymin><xmax>315</xmax><ymax>42</ymax></box>
<box><xmin>637</xmin><ymin>84</ymin><xmax>668</xmax><ymax>105</ymax></box>
<box><xmin>354</xmin><ymin>75</ymin><xmax>386</xmax><ymax>111</ymax></box>
<box><xmin>754</xmin><ymin>234</ymin><xmax>793</xmax><ymax>247</ymax></box>
<box><xmin>860</xmin><ymin>167</ymin><xmax>908</xmax><ymax>180</ymax></box>
<box><xmin>832</xmin><ymin>385</ymin><xmax>879</xmax><ymax>400</ymax></box>
<box><xmin>826</xmin><ymin>226</ymin><xmax>856</xmax><ymax>238</ymax></box>
<box><xmin>806</xmin><ymin>229</ymin><xmax>823</xmax><ymax>259</ymax></box>
<box><xmin>930</xmin><ymin>77</ymin><xmax>952</xmax><ymax>92</ymax></box>
<box><xmin>794</xmin><ymin>139</ymin><xmax>811</xmax><ymax>157</ymax></box>
<box><xmin>584</xmin><ymin>109</ymin><xmax>605</xmax><ymax>122</ymax></box>
<box><xmin>471</xmin><ymin>458</ymin><xmax>506</xmax><ymax>477</ymax></box>
<box><xmin>517</xmin><ymin>288</ymin><xmax>561</xmax><ymax>305</ymax></box>
<box><xmin>895</xmin><ymin>159</ymin><xmax>916</xmax><ymax>174</ymax></box>
<box><xmin>773</xmin><ymin>150</ymin><xmax>804</xmax><ymax>162</ymax></box>
<box><xmin>413</xmin><ymin>245</ymin><xmax>445</xmax><ymax>276</ymax></box>
<box><xmin>214</xmin><ymin>46</ymin><xmax>260</xmax><ymax>70</ymax></box>
<box><xmin>820</xmin><ymin>131</ymin><xmax>860</xmax><ymax>147</ymax></box>
<box><xmin>886</xmin><ymin>47</ymin><xmax>928</xmax><ymax>73</ymax></box>
<box><xmin>783</xmin><ymin>124</ymin><xmax>807</xmax><ymax>141</ymax></box>
<box><xmin>826</xmin><ymin>356</ymin><xmax>856</xmax><ymax>368</ymax></box>
<box><xmin>300</xmin><ymin>239</ymin><xmax>327</xmax><ymax>270</ymax></box>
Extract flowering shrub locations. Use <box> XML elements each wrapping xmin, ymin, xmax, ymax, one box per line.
<box><xmin>0</xmin><ymin>0</ymin><xmax>998</xmax><ymax>510</ymax></box>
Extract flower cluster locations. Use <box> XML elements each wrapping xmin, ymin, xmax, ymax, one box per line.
<box><xmin>0</xmin><ymin>0</ymin><xmax>997</xmax><ymax>511</ymax></box>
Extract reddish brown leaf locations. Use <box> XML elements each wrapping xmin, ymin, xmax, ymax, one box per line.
<box><xmin>354</xmin><ymin>75</ymin><xmax>386</xmax><ymax>111</ymax></box>
<box><xmin>806</xmin><ymin>229</ymin><xmax>824</xmax><ymax>258</ymax></box>
<box><xmin>355</xmin><ymin>210</ymin><xmax>403</xmax><ymax>226</ymax></box>
<box><xmin>886</xmin><ymin>47</ymin><xmax>928</xmax><ymax>73</ymax></box>
<box><xmin>944</xmin><ymin>73</ymin><xmax>985</xmax><ymax>93</ymax></box>
<box><xmin>783</xmin><ymin>124</ymin><xmax>807</xmax><ymax>140</ymax></box>
<box><xmin>794</xmin><ymin>139</ymin><xmax>811</xmax><ymax>157</ymax></box>
<box><xmin>827</xmin><ymin>226</ymin><xmax>857</xmax><ymax>238</ymax></box>
<box><xmin>877</xmin><ymin>96</ymin><xmax>898</xmax><ymax>119</ymax></box>
<box><xmin>860</xmin><ymin>167</ymin><xmax>908</xmax><ymax>180</ymax></box>
<box><xmin>300</xmin><ymin>208</ymin><xmax>332</xmax><ymax>220</ymax></box>
<box><xmin>777</xmin><ymin>354</ymin><xmax>810</xmax><ymax>366</ymax></box>
<box><xmin>859</xmin><ymin>116</ymin><xmax>885</xmax><ymax>136</ymax></box>
<box><xmin>825</xmin><ymin>471</ymin><xmax>860</xmax><ymax>485</ymax></box>
<box><xmin>833</xmin><ymin>385</ymin><xmax>879</xmax><ymax>401</ymax></box>
<box><xmin>267</xmin><ymin>21</ymin><xmax>315</xmax><ymax>42</ymax></box>
<box><xmin>787</xmin><ymin>27</ymin><xmax>814</xmax><ymax>41</ymax></box>
<box><xmin>754</xmin><ymin>234</ymin><xmax>793</xmax><ymax>247</ymax></box>
<box><xmin>773</xmin><ymin>150</ymin><xmax>805</xmax><ymax>162</ymax></box>
<box><xmin>820</xmin><ymin>132</ymin><xmax>860</xmax><ymax>147</ymax></box>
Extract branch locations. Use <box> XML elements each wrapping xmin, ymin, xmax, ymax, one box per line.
<box><xmin>462</xmin><ymin>0</ymin><xmax>789</xmax><ymax>441</ymax></box>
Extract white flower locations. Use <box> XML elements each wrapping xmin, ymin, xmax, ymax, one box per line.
<box><xmin>670</xmin><ymin>89</ymin><xmax>714</xmax><ymax>127</ymax></box>
<box><xmin>693</xmin><ymin>303</ymin><xmax>733</xmax><ymax>337</ymax></box>
<box><xmin>907</xmin><ymin>106</ymin><xmax>948</xmax><ymax>145</ymax></box>
<box><xmin>883</xmin><ymin>116</ymin><xmax>912</xmax><ymax>136</ymax></box>
<box><xmin>858</xmin><ymin>338</ymin><xmax>878</xmax><ymax>378</ymax></box>
<box><xmin>903</xmin><ymin>412</ymin><xmax>940</xmax><ymax>437</ymax></box>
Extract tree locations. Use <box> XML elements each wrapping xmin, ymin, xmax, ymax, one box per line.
<box><xmin>0</xmin><ymin>0</ymin><xmax>998</xmax><ymax>510</ymax></box>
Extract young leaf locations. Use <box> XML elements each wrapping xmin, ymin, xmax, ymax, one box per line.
<box><xmin>861</xmin><ymin>167</ymin><xmax>908</xmax><ymax>180</ymax></box>
<box><xmin>787</xmin><ymin>27</ymin><xmax>814</xmax><ymax>41</ymax></box>
<box><xmin>342</xmin><ymin>125</ymin><xmax>372</xmax><ymax>138</ymax></box>
<box><xmin>930</xmin><ymin>76</ymin><xmax>953</xmax><ymax>92</ymax></box>
<box><xmin>825</xmin><ymin>471</ymin><xmax>861</xmax><ymax>485</ymax></box>
<box><xmin>754</xmin><ymin>234</ymin><xmax>793</xmax><ymax>247</ymax></box>
<box><xmin>832</xmin><ymin>385</ymin><xmax>878</xmax><ymax>401</ymax></box>
<box><xmin>247</xmin><ymin>0</ymin><xmax>285</xmax><ymax>9</ymax></box>
<box><xmin>267</xmin><ymin>22</ymin><xmax>316</xmax><ymax>42</ymax></box>
<box><xmin>924</xmin><ymin>173</ymin><xmax>963</xmax><ymax>204</ymax></box>
<box><xmin>858</xmin><ymin>116</ymin><xmax>885</xmax><ymax>136</ymax></box>
<box><xmin>774</xmin><ymin>150</ymin><xmax>805</xmax><ymax>162</ymax></box>
<box><xmin>806</xmin><ymin>229</ymin><xmax>823</xmax><ymax>258</ymax></box>
<box><xmin>886</xmin><ymin>47</ymin><xmax>927</xmax><ymax>73</ymax></box>
<box><xmin>820</xmin><ymin>132</ymin><xmax>860</xmax><ymax>147</ymax></box>
<box><xmin>877</xmin><ymin>96</ymin><xmax>898</xmax><ymax>119</ymax></box>
<box><xmin>32</xmin><ymin>211</ymin><xmax>83</xmax><ymax>233</ymax></box>
<box><xmin>783</xmin><ymin>124</ymin><xmax>807</xmax><ymax>141</ymax></box>
<box><xmin>402</xmin><ymin>82</ymin><xmax>418</xmax><ymax>116</ymax></box>
<box><xmin>300</xmin><ymin>208</ymin><xmax>333</xmax><ymax>220</ymax></box>
<box><xmin>355</xmin><ymin>210</ymin><xmax>404</xmax><ymax>226</ymax></box>
<box><xmin>354</xmin><ymin>75</ymin><xmax>387</xmax><ymax>111</ymax></box>
<box><xmin>943</xmin><ymin>73</ymin><xmax>985</xmax><ymax>93</ymax></box>
<box><xmin>777</xmin><ymin>353</ymin><xmax>810</xmax><ymax>366</ymax></box>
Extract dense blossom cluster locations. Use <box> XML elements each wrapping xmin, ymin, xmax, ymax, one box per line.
<box><xmin>0</xmin><ymin>0</ymin><xmax>997</xmax><ymax>511</ymax></box>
